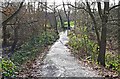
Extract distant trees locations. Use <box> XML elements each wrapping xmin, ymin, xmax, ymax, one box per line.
<box><xmin>58</xmin><ymin>9</ymin><xmax>64</xmax><ymax>30</ymax></box>
<box><xmin>1</xmin><ymin>1</ymin><xmax>59</xmax><ymax>57</ymax></box>
<box><xmin>63</xmin><ymin>1</ymin><xmax>71</xmax><ymax>30</ymax></box>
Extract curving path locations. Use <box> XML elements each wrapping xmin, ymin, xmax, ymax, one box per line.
<box><xmin>40</xmin><ymin>31</ymin><xmax>100</xmax><ymax>77</ymax></box>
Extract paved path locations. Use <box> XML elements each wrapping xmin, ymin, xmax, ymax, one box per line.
<box><xmin>40</xmin><ymin>31</ymin><xmax>100</xmax><ymax>77</ymax></box>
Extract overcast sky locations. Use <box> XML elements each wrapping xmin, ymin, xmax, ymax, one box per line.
<box><xmin>1</xmin><ymin>0</ymin><xmax>119</xmax><ymax>3</ymax></box>
<box><xmin>48</xmin><ymin>0</ymin><xmax>119</xmax><ymax>5</ymax></box>
<box><xmin>1</xmin><ymin>0</ymin><xmax>119</xmax><ymax>6</ymax></box>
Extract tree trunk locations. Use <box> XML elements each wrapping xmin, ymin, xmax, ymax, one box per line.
<box><xmin>67</xmin><ymin>4</ymin><xmax>71</xmax><ymax>30</ymax></box>
<box><xmin>2</xmin><ymin>25</ymin><xmax>7</xmax><ymax>48</ymax></box>
<box><xmin>98</xmin><ymin>22</ymin><xmax>107</xmax><ymax>66</ymax></box>
<box><xmin>53</xmin><ymin>2</ymin><xmax>58</xmax><ymax>34</ymax></box>
<box><xmin>98</xmin><ymin>2</ymin><xmax>109</xmax><ymax>66</ymax></box>
<box><xmin>58</xmin><ymin>10</ymin><xmax>64</xmax><ymax>30</ymax></box>
<box><xmin>74</xmin><ymin>1</ymin><xmax>77</xmax><ymax>29</ymax></box>
<box><xmin>54</xmin><ymin>14</ymin><xmax>58</xmax><ymax>34</ymax></box>
<box><xmin>10</xmin><ymin>27</ymin><xmax>18</xmax><ymax>56</ymax></box>
<box><xmin>86</xmin><ymin>1</ymin><xmax>101</xmax><ymax>46</ymax></box>
<box><xmin>63</xmin><ymin>2</ymin><xmax>71</xmax><ymax>30</ymax></box>
<box><xmin>67</xmin><ymin>13</ymin><xmax>70</xmax><ymax>30</ymax></box>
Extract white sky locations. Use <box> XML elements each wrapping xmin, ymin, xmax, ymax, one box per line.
<box><xmin>1</xmin><ymin>0</ymin><xmax>119</xmax><ymax>3</ymax></box>
<box><xmin>47</xmin><ymin>0</ymin><xmax>119</xmax><ymax>5</ymax></box>
<box><xmin>45</xmin><ymin>0</ymin><xmax>119</xmax><ymax>10</ymax></box>
<box><xmin>1</xmin><ymin>0</ymin><xmax>119</xmax><ymax>8</ymax></box>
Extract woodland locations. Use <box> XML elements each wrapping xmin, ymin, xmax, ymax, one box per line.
<box><xmin>0</xmin><ymin>0</ymin><xmax>120</xmax><ymax>78</ymax></box>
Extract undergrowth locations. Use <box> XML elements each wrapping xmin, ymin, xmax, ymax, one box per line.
<box><xmin>68</xmin><ymin>26</ymin><xmax>120</xmax><ymax>74</ymax></box>
<box><xmin>1</xmin><ymin>31</ymin><xmax>58</xmax><ymax>78</ymax></box>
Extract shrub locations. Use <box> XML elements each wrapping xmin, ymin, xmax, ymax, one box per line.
<box><xmin>68</xmin><ymin>30</ymin><xmax>98</xmax><ymax>61</ymax></box>
<box><xmin>106</xmin><ymin>53</ymin><xmax>120</xmax><ymax>72</ymax></box>
<box><xmin>2</xmin><ymin>58</ymin><xmax>17</xmax><ymax>78</ymax></box>
<box><xmin>11</xmin><ymin>31</ymin><xmax>58</xmax><ymax>66</ymax></box>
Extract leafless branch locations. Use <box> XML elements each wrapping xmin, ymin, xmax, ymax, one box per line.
<box><xmin>2</xmin><ymin>0</ymin><xmax>25</xmax><ymax>26</ymax></box>
<box><xmin>109</xmin><ymin>4</ymin><xmax>120</xmax><ymax>11</ymax></box>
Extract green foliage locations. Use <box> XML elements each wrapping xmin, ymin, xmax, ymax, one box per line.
<box><xmin>106</xmin><ymin>53</ymin><xmax>120</xmax><ymax>72</ymax></box>
<box><xmin>64</xmin><ymin>22</ymin><xmax>68</xmax><ymax>27</ymax></box>
<box><xmin>1</xmin><ymin>58</ymin><xmax>16</xmax><ymax>78</ymax></box>
<box><xmin>68</xmin><ymin>25</ymin><xmax>120</xmax><ymax>74</ymax></box>
<box><xmin>41</xmin><ymin>32</ymin><xmax>58</xmax><ymax>45</ymax></box>
<box><xmin>70</xmin><ymin>21</ymin><xmax>74</xmax><ymax>27</ymax></box>
<box><xmin>11</xmin><ymin>31</ymin><xmax>58</xmax><ymax>66</ymax></box>
<box><xmin>68</xmin><ymin>27</ymin><xmax>98</xmax><ymax>61</ymax></box>
<box><xmin>64</xmin><ymin>21</ymin><xmax>74</xmax><ymax>27</ymax></box>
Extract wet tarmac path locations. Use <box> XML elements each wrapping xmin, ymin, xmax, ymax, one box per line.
<box><xmin>31</xmin><ymin>31</ymin><xmax>100</xmax><ymax>77</ymax></box>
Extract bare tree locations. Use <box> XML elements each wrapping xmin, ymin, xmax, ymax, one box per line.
<box><xmin>53</xmin><ymin>1</ymin><xmax>58</xmax><ymax>34</ymax></box>
<box><xmin>69</xmin><ymin>0</ymin><xmax>120</xmax><ymax>66</ymax></box>
<box><xmin>74</xmin><ymin>0</ymin><xmax>77</xmax><ymax>29</ymax></box>
<box><xmin>58</xmin><ymin>9</ymin><xmax>64</xmax><ymax>31</ymax></box>
<box><xmin>2</xmin><ymin>0</ymin><xmax>25</xmax><ymax>52</ymax></box>
<box><xmin>63</xmin><ymin>1</ymin><xmax>70</xmax><ymax>30</ymax></box>
<box><xmin>96</xmin><ymin>1</ymin><xmax>109</xmax><ymax>66</ymax></box>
